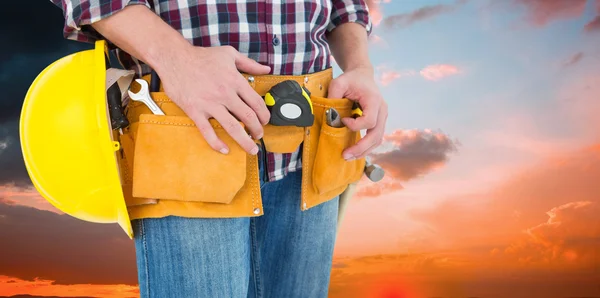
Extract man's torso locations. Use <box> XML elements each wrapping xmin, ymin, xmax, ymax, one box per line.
<box><xmin>118</xmin><ymin>0</ymin><xmax>335</xmax><ymax>77</ymax></box>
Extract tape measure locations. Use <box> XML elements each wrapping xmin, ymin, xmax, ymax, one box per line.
<box><xmin>264</xmin><ymin>80</ymin><xmax>314</xmax><ymax>127</ymax></box>
<box><xmin>351</xmin><ymin>102</ymin><xmax>363</xmax><ymax>118</ymax></box>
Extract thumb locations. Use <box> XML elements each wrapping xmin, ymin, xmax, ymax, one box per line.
<box><xmin>327</xmin><ymin>77</ymin><xmax>348</xmax><ymax>99</ymax></box>
<box><xmin>235</xmin><ymin>54</ymin><xmax>271</xmax><ymax>75</ymax></box>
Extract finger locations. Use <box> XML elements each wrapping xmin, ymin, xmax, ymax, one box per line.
<box><xmin>236</xmin><ymin>76</ymin><xmax>270</xmax><ymax>126</ymax></box>
<box><xmin>189</xmin><ymin>110</ymin><xmax>229</xmax><ymax>154</ymax></box>
<box><xmin>211</xmin><ymin>107</ymin><xmax>259</xmax><ymax>155</ymax></box>
<box><xmin>342</xmin><ymin>130</ymin><xmax>379</xmax><ymax>160</ymax></box>
<box><xmin>234</xmin><ymin>52</ymin><xmax>271</xmax><ymax>75</ymax></box>
<box><xmin>345</xmin><ymin>104</ymin><xmax>387</xmax><ymax>159</ymax></box>
<box><xmin>342</xmin><ymin>101</ymin><xmax>378</xmax><ymax>131</ymax></box>
<box><xmin>227</xmin><ymin>94</ymin><xmax>264</xmax><ymax>140</ymax></box>
<box><xmin>354</xmin><ymin>130</ymin><xmax>383</xmax><ymax>159</ymax></box>
<box><xmin>327</xmin><ymin>77</ymin><xmax>347</xmax><ymax>99</ymax></box>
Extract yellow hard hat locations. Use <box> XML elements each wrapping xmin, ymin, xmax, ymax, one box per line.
<box><xmin>19</xmin><ymin>40</ymin><xmax>133</xmax><ymax>239</ymax></box>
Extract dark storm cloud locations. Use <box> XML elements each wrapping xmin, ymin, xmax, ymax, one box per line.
<box><xmin>0</xmin><ymin>1</ymin><xmax>92</xmax><ymax>185</ymax></box>
<box><xmin>0</xmin><ymin>200</ymin><xmax>138</xmax><ymax>285</ymax></box>
<box><xmin>0</xmin><ymin>0</ymin><xmax>92</xmax><ymax>124</ymax></box>
<box><xmin>0</xmin><ymin>120</ymin><xmax>30</xmax><ymax>186</ymax></box>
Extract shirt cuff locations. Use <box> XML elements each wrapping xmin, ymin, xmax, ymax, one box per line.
<box><xmin>327</xmin><ymin>0</ymin><xmax>373</xmax><ymax>36</ymax></box>
<box><xmin>52</xmin><ymin>0</ymin><xmax>152</xmax><ymax>44</ymax></box>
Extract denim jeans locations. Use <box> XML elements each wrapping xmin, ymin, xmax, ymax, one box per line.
<box><xmin>131</xmin><ymin>157</ymin><xmax>340</xmax><ymax>298</ymax></box>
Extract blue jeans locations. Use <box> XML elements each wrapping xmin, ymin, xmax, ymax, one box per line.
<box><xmin>131</xmin><ymin>160</ymin><xmax>339</xmax><ymax>298</ymax></box>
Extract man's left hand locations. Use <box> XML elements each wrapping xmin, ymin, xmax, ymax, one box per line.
<box><xmin>327</xmin><ymin>67</ymin><xmax>388</xmax><ymax>161</ymax></box>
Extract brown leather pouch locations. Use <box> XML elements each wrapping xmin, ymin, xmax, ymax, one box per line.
<box><xmin>300</xmin><ymin>95</ymin><xmax>366</xmax><ymax>210</ymax></box>
<box><xmin>122</xmin><ymin>93</ymin><xmax>258</xmax><ymax>206</ymax></box>
<box><xmin>262</xmin><ymin>124</ymin><xmax>304</xmax><ymax>153</ymax></box>
<box><xmin>117</xmin><ymin>131</ymin><xmax>157</xmax><ymax>206</ymax></box>
<box><xmin>312</xmin><ymin>111</ymin><xmax>365</xmax><ymax>194</ymax></box>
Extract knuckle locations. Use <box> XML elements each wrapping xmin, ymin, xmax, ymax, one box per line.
<box><xmin>225</xmin><ymin>119</ymin><xmax>240</xmax><ymax>131</ymax></box>
<box><xmin>223</xmin><ymin>45</ymin><xmax>236</xmax><ymax>53</ymax></box>
<box><xmin>242</xmin><ymin>109</ymin><xmax>256</xmax><ymax>122</ymax></box>
<box><xmin>216</xmin><ymin>84</ymin><xmax>228</xmax><ymax>94</ymax></box>
<box><xmin>367</xmin><ymin>118</ymin><xmax>377</xmax><ymax>128</ymax></box>
<box><xmin>331</xmin><ymin>79</ymin><xmax>346</xmax><ymax>90</ymax></box>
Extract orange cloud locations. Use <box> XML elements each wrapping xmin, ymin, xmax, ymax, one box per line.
<box><xmin>372</xmin><ymin>129</ymin><xmax>459</xmax><ymax>180</ymax></box>
<box><xmin>419</xmin><ymin>64</ymin><xmax>460</xmax><ymax>81</ymax></box>
<box><xmin>329</xmin><ymin>249</ymin><xmax>600</xmax><ymax>298</ymax></box>
<box><xmin>0</xmin><ymin>275</ymin><xmax>138</xmax><ymax>298</ymax></box>
<box><xmin>585</xmin><ymin>15</ymin><xmax>600</xmax><ymax>32</ymax></box>
<box><xmin>355</xmin><ymin>178</ymin><xmax>403</xmax><ymax>198</ymax></box>
<box><xmin>0</xmin><ymin>183</ymin><xmax>59</xmax><ymax>213</ymax></box>
<box><xmin>514</xmin><ymin>0</ymin><xmax>587</xmax><ymax>27</ymax></box>
<box><xmin>382</xmin><ymin>0</ymin><xmax>466</xmax><ymax>29</ymax></box>
<box><xmin>355</xmin><ymin>129</ymin><xmax>458</xmax><ymax>198</ymax></box>
<box><xmin>0</xmin><ymin>201</ymin><xmax>137</xmax><ymax>286</ymax></box>
<box><xmin>375</xmin><ymin>65</ymin><xmax>416</xmax><ymax>86</ymax></box>
<box><xmin>365</xmin><ymin>0</ymin><xmax>383</xmax><ymax>27</ymax></box>
<box><xmin>502</xmin><ymin>201</ymin><xmax>600</xmax><ymax>268</ymax></box>
<box><xmin>380</xmin><ymin>71</ymin><xmax>401</xmax><ymax>86</ymax></box>
<box><xmin>584</xmin><ymin>0</ymin><xmax>600</xmax><ymax>32</ymax></box>
<box><xmin>368</xmin><ymin>34</ymin><xmax>389</xmax><ymax>49</ymax></box>
<box><xmin>409</xmin><ymin>143</ymin><xmax>600</xmax><ymax>253</ymax></box>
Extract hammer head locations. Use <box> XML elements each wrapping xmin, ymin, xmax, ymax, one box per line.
<box><xmin>365</xmin><ymin>163</ymin><xmax>385</xmax><ymax>182</ymax></box>
<box><xmin>364</xmin><ymin>156</ymin><xmax>385</xmax><ymax>182</ymax></box>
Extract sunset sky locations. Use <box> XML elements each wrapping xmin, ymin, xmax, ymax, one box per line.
<box><xmin>1</xmin><ymin>0</ymin><xmax>600</xmax><ymax>297</ymax></box>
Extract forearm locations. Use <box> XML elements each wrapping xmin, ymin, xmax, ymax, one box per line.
<box><xmin>91</xmin><ymin>4</ymin><xmax>192</xmax><ymax>74</ymax></box>
<box><xmin>327</xmin><ymin>22</ymin><xmax>373</xmax><ymax>75</ymax></box>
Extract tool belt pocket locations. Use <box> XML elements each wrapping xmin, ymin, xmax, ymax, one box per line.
<box><xmin>130</xmin><ymin>113</ymin><xmax>247</xmax><ymax>204</ymax></box>
<box><xmin>262</xmin><ymin>125</ymin><xmax>304</xmax><ymax>153</ymax></box>
<box><xmin>311</xmin><ymin>100</ymin><xmax>365</xmax><ymax>195</ymax></box>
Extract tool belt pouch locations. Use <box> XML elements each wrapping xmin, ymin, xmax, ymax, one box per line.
<box><xmin>262</xmin><ymin>124</ymin><xmax>304</xmax><ymax>153</ymax></box>
<box><xmin>303</xmin><ymin>95</ymin><xmax>366</xmax><ymax>207</ymax></box>
<box><xmin>312</xmin><ymin>110</ymin><xmax>365</xmax><ymax>194</ymax></box>
<box><xmin>123</xmin><ymin>96</ymin><xmax>250</xmax><ymax>205</ymax></box>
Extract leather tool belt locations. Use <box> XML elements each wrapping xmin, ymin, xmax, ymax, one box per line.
<box><xmin>116</xmin><ymin>68</ymin><xmax>365</xmax><ymax>221</ymax></box>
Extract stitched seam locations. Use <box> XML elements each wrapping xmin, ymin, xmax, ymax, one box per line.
<box><xmin>251</xmin><ymin>154</ymin><xmax>257</xmax><ymax>210</ymax></box>
<box><xmin>312</xmin><ymin>103</ymin><xmax>352</xmax><ymax>109</ymax></box>
<box><xmin>139</xmin><ymin>119</ymin><xmax>230</xmax><ymax>129</ymax></box>
<box><xmin>321</xmin><ymin>130</ymin><xmax>347</xmax><ymax>138</ymax></box>
<box><xmin>250</xmin><ymin>218</ymin><xmax>262</xmax><ymax>298</ymax></box>
<box><xmin>302</xmin><ymin>128</ymin><xmax>310</xmax><ymax>210</ymax></box>
<box><xmin>140</xmin><ymin>220</ymin><xmax>150</xmax><ymax>298</ymax></box>
<box><xmin>243</xmin><ymin>71</ymin><xmax>330</xmax><ymax>83</ymax></box>
<box><xmin>139</xmin><ymin>120</ymin><xmax>195</xmax><ymax>127</ymax></box>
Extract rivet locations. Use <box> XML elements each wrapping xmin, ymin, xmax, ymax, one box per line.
<box><xmin>303</xmin><ymin>202</ymin><xmax>307</xmax><ymax>209</ymax></box>
<box><xmin>319</xmin><ymin>83</ymin><xmax>322</xmax><ymax>90</ymax></box>
<box><xmin>304</xmin><ymin>76</ymin><xmax>309</xmax><ymax>84</ymax></box>
<box><xmin>306</xmin><ymin>129</ymin><xmax>310</xmax><ymax>135</ymax></box>
<box><xmin>253</xmin><ymin>208</ymin><xmax>260</xmax><ymax>215</ymax></box>
<box><xmin>248</xmin><ymin>76</ymin><xmax>255</xmax><ymax>83</ymax></box>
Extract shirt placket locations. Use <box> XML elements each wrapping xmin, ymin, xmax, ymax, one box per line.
<box><xmin>266</xmin><ymin>0</ymin><xmax>282</xmax><ymax>75</ymax></box>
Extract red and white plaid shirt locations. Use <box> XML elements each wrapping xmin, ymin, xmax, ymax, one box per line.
<box><xmin>51</xmin><ymin>0</ymin><xmax>372</xmax><ymax>182</ymax></box>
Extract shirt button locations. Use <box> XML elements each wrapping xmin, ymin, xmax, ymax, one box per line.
<box><xmin>272</xmin><ymin>35</ymin><xmax>280</xmax><ymax>46</ymax></box>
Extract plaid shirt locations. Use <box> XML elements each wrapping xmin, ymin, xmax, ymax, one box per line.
<box><xmin>51</xmin><ymin>0</ymin><xmax>372</xmax><ymax>182</ymax></box>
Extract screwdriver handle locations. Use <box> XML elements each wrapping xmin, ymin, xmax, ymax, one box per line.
<box><xmin>107</xmin><ymin>82</ymin><xmax>129</xmax><ymax>130</ymax></box>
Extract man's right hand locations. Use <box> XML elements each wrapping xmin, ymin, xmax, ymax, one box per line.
<box><xmin>92</xmin><ymin>5</ymin><xmax>270</xmax><ymax>156</ymax></box>
<box><xmin>159</xmin><ymin>44</ymin><xmax>271</xmax><ymax>155</ymax></box>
